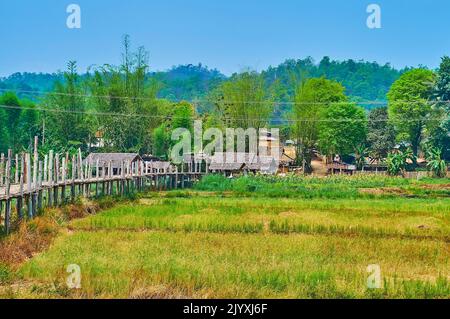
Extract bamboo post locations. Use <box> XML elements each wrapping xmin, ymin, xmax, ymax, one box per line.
<box><xmin>0</xmin><ymin>153</ymin><xmax>4</xmax><ymax>187</ymax></box>
<box><xmin>33</xmin><ymin>136</ymin><xmax>38</xmax><ymax>189</ymax></box>
<box><xmin>4</xmin><ymin>150</ymin><xmax>12</xmax><ymax>234</ymax></box>
<box><xmin>43</xmin><ymin>154</ymin><xmax>48</xmax><ymax>184</ymax></box>
<box><xmin>48</xmin><ymin>150</ymin><xmax>54</xmax><ymax>206</ymax></box>
<box><xmin>17</xmin><ymin>154</ymin><xmax>24</xmax><ymax>220</ymax></box>
<box><xmin>38</xmin><ymin>160</ymin><xmax>43</xmax><ymax>213</ymax></box>
<box><xmin>71</xmin><ymin>155</ymin><xmax>76</xmax><ymax>201</ymax></box>
<box><xmin>61</xmin><ymin>157</ymin><xmax>66</xmax><ymax>204</ymax></box>
<box><xmin>95</xmin><ymin>159</ymin><xmax>99</xmax><ymax>197</ymax></box>
<box><xmin>15</xmin><ymin>154</ymin><xmax>19</xmax><ymax>184</ymax></box>
<box><xmin>54</xmin><ymin>153</ymin><xmax>59</xmax><ymax>206</ymax></box>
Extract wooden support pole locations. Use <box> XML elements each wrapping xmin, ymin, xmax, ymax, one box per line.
<box><xmin>15</xmin><ymin>154</ymin><xmax>19</xmax><ymax>184</ymax></box>
<box><xmin>38</xmin><ymin>160</ymin><xmax>43</xmax><ymax>213</ymax></box>
<box><xmin>54</xmin><ymin>153</ymin><xmax>59</xmax><ymax>206</ymax></box>
<box><xmin>26</xmin><ymin>153</ymin><xmax>32</xmax><ymax>218</ymax></box>
<box><xmin>48</xmin><ymin>150</ymin><xmax>53</xmax><ymax>207</ymax></box>
<box><xmin>4</xmin><ymin>150</ymin><xmax>12</xmax><ymax>234</ymax></box>
<box><xmin>0</xmin><ymin>153</ymin><xmax>4</xmax><ymax>187</ymax></box>
<box><xmin>61</xmin><ymin>157</ymin><xmax>66</xmax><ymax>204</ymax></box>
<box><xmin>71</xmin><ymin>155</ymin><xmax>76</xmax><ymax>202</ymax></box>
<box><xmin>17</xmin><ymin>155</ymin><xmax>24</xmax><ymax>220</ymax></box>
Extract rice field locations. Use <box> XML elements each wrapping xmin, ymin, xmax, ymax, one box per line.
<box><xmin>0</xmin><ymin>176</ymin><xmax>449</xmax><ymax>299</ymax></box>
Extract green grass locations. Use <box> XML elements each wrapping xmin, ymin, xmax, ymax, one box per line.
<box><xmin>194</xmin><ymin>174</ymin><xmax>450</xmax><ymax>199</ymax></box>
<box><xmin>1</xmin><ymin>175</ymin><xmax>449</xmax><ymax>299</ymax></box>
<box><xmin>16</xmin><ymin>230</ymin><xmax>449</xmax><ymax>299</ymax></box>
<box><xmin>70</xmin><ymin>197</ymin><xmax>450</xmax><ymax>240</ymax></box>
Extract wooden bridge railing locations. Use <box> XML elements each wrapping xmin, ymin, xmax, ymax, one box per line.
<box><xmin>0</xmin><ymin>137</ymin><xmax>207</xmax><ymax>234</ymax></box>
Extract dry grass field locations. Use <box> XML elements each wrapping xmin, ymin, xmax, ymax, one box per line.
<box><xmin>0</xmin><ymin>176</ymin><xmax>449</xmax><ymax>299</ymax></box>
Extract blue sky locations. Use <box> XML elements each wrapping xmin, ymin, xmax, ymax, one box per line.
<box><xmin>0</xmin><ymin>0</ymin><xmax>449</xmax><ymax>76</ymax></box>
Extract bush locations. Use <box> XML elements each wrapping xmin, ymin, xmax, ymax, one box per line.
<box><xmin>0</xmin><ymin>263</ymin><xmax>11</xmax><ymax>284</ymax></box>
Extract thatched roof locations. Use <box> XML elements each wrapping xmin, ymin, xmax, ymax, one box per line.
<box><xmin>84</xmin><ymin>153</ymin><xmax>142</xmax><ymax>169</ymax></box>
<box><xmin>208</xmin><ymin>152</ymin><xmax>278</xmax><ymax>174</ymax></box>
<box><xmin>149</xmin><ymin>161</ymin><xmax>172</xmax><ymax>171</ymax></box>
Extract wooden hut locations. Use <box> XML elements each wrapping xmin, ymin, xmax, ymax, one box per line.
<box><xmin>84</xmin><ymin>153</ymin><xmax>142</xmax><ymax>176</ymax></box>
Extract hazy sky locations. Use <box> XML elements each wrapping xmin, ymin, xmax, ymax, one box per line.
<box><xmin>0</xmin><ymin>0</ymin><xmax>449</xmax><ymax>76</ymax></box>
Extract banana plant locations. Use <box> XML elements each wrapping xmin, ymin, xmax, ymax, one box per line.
<box><xmin>387</xmin><ymin>148</ymin><xmax>415</xmax><ymax>176</ymax></box>
<box><xmin>426</xmin><ymin>148</ymin><xmax>447</xmax><ymax>178</ymax></box>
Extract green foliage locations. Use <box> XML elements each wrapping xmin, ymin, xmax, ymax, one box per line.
<box><xmin>0</xmin><ymin>108</ymin><xmax>8</xmax><ymax>153</ymax></box>
<box><xmin>215</xmin><ymin>71</ymin><xmax>273</xmax><ymax>130</ymax></box>
<box><xmin>292</xmin><ymin>78</ymin><xmax>347</xmax><ymax>171</ymax></box>
<box><xmin>87</xmin><ymin>36</ymin><xmax>163</xmax><ymax>153</ymax></box>
<box><xmin>354</xmin><ymin>145</ymin><xmax>369</xmax><ymax>170</ymax></box>
<box><xmin>0</xmin><ymin>263</ymin><xmax>12</xmax><ymax>284</ymax></box>
<box><xmin>387</xmin><ymin>148</ymin><xmax>415</xmax><ymax>176</ymax></box>
<box><xmin>388</xmin><ymin>69</ymin><xmax>436</xmax><ymax>157</ymax></box>
<box><xmin>367</xmin><ymin>107</ymin><xmax>396</xmax><ymax>160</ymax></box>
<box><xmin>151</xmin><ymin>64</ymin><xmax>225</xmax><ymax>111</ymax></box>
<box><xmin>319</xmin><ymin>103</ymin><xmax>367</xmax><ymax>156</ymax></box>
<box><xmin>263</xmin><ymin>57</ymin><xmax>405</xmax><ymax>110</ymax></box>
<box><xmin>429</xmin><ymin>57</ymin><xmax>450</xmax><ymax>160</ymax></box>
<box><xmin>426</xmin><ymin>148</ymin><xmax>447</xmax><ymax>178</ymax></box>
<box><xmin>433</xmin><ymin>56</ymin><xmax>450</xmax><ymax>105</ymax></box>
<box><xmin>152</xmin><ymin>124</ymin><xmax>170</xmax><ymax>158</ymax></box>
<box><xmin>0</xmin><ymin>92</ymin><xmax>40</xmax><ymax>153</ymax></box>
<box><xmin>43</xmin><ymin>61</ymin><xmax>93</xmax><ymax>151</ymax></box>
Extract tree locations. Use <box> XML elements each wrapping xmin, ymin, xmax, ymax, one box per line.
<box><xmin>17</xmin><ymin>100</ymin><xmax>39</xmax><ymax>150</ymax></box>
<box><xmin>0</xmin><ymin>108</ymin><xmax>8</xmax><ymax>153</ymax></box>
<box><xmin>215</xmin><ymin>71</ymin><xmax>273</xmax><ymax>130</ymax></box>
<box><xmin>367</xmin><ymin>107</ymin><xmax>395</xmax><ymax>160</ymax></box>
<box><xmin>0</xmin><ymin>92</ymin><xmax>39</xmax><ymax>152</ymax></box>
<box><xmin>434</xmin><ymin>56</ymin><xmax>450</xmax><ymax>104</ymax></box>
<box><xmin>318</xmin><ymin>103</ymin><xmax>367</xmax><ymax>157</ymax></box>
<box><xmin>387</xmin><ymin>69</ymin><xmax>436</xmax><ymax>158</ymax></box>
<box><xmin>44</xmin><ymin>61</ymin><xmax>93</xmax><ymax>151</ymax></box>
<box><xmin>292</xmin><ymin>78</ymin><xmax>347</xmax><ymax>172</ymax></box>
<box><xmin>430</xmin><ymin>56</ymin><xmax>450</xmax><ymax>160</ymax></box>
<box><xmin>152</xmin><ymin>124</ymin><xmax>169</xmax><ymax>158</ymax></box>
<box><xmin>88</xmin><ymin>36</ymin><xmax>161</xmax><ymax>153</ymax></box>
<box><xmin>0</xmin><ymin>92</ymin><xmax>22</xmax><ymax>151</ymax></box>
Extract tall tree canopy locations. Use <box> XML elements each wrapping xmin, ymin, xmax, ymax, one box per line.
<box><xmin>318</xmin><ymin>103</ymin><xmax>367</xmax><ymax>157</ymax></box>
<box><xmin>0</xmin><ymin>92</ymin><xmax>39</xmax><ymax>153</ymax></box>
<box><xmin>215</xmin><ymin>72</ymin><xmax>273</xmax><ymax>130</ymax></box>
<box><xmin>292</xmin><ymin>78</ymin><xmax>347</xmax><ymax>171</ymax></box>
<box><xmin>367</xmin><ymin>107</ymin><xmax>396</xmax><ymax>160</ymax></box>
<box><xmin>43</xmin><ymin>61</ymin><xmax>93</xmax><ymax>152</ymax></box>
<box><xmin>430</xmin><ymin>56</ymin><xmax>450</xmax><ymax>160</ymax></box>
<box><xmin>387</xmin><ymin>69</ymin><xmax>436</xmax><ymax>157</ymax></box>
<box><xmin>88</xmin><ymin>36</ymin><xmax>162</xmax><ymax>153</ymax></box>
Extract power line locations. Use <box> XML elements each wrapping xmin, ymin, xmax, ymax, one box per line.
<box><xmin>0</xmin><ymin>104</ymin><xmax>446</xmax><ymax>123</ymax></box>
<box><xmin>2</xmin><ymin>87</ymin><xmax>450</xmax><ymax>105</ymax></box>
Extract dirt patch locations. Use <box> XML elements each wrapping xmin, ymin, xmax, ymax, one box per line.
<box><xmin>129</xmin><ymin>285</ymin><xmax>194</xmax><ymax>299</ymax></box>
<box><xmin>359</xmin><ymin>187</ymin><xmax>410</xmax><ymax>196</ymax></box>
<box><xmin>420</xmin><ymin>184</ymin><xmax>450</xmax><ymax>190</ymax></box>
<box><xmin>278</xmin><ymin>211</ymin><xmax>299</xmax><ymax>218</ymax></box>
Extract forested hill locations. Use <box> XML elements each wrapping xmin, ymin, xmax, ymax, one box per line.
<box><xmin>149</xmin><ymin>64</ymin><xmax>226</xmax><ymax>101</ymax></box>
<box><xmin>263</xmin><ymin>57</ymin><xmax>407</xmax><ymax>104</ymax></box>
<box><xmin>0</xmin><ymin>57</ymin><xmax>406</xmax><ymax>108</ymax></box>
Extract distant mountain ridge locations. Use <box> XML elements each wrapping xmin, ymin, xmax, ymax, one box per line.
<box><xmin>0</xmin><ymin>57</ymin><xmax>407</xmax><ymax>109</ymax></box>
